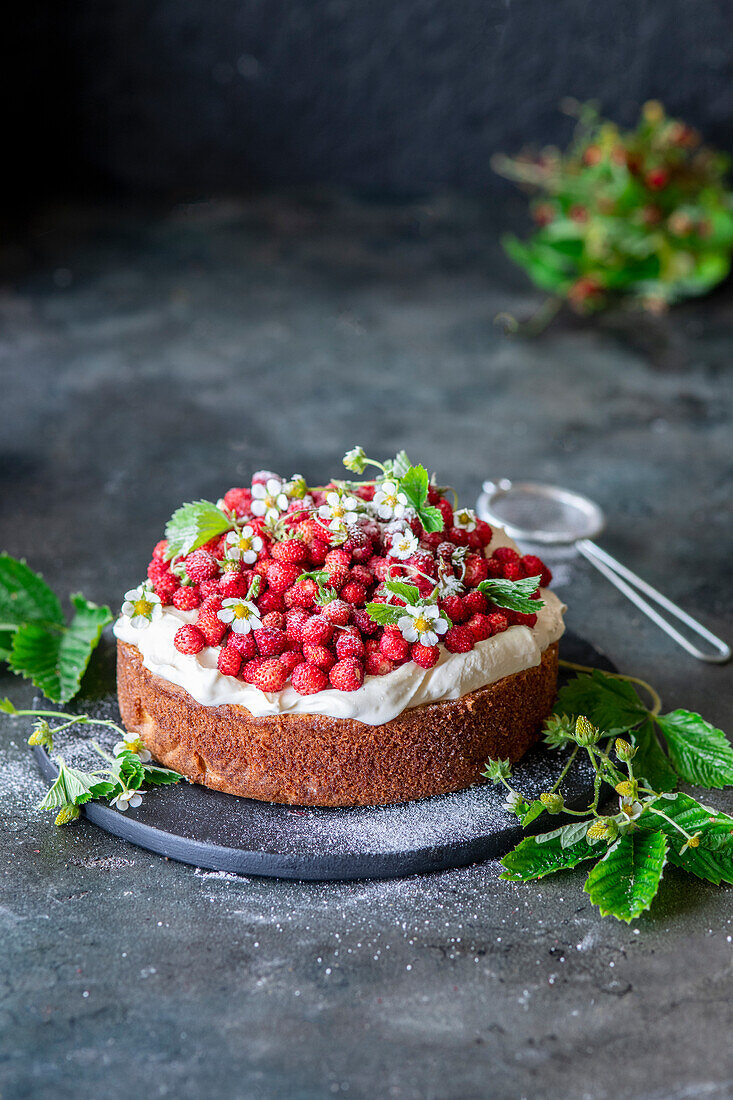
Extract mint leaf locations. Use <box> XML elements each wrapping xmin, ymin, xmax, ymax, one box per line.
<box><xmin>554</xmin><ymin>670</ymin><xmax>647</xmax><ymax>736</ymax></box>
<box><xmin>399</xmin><ymin>465</ymin><xmax>429</xmax><ymax>510</ymax></box>
<box><xmin>384</xmin><ymin>580</ymin><xmax>421</xmax><ymax>604</ymax></box>
<box><xmin>641</xmin><ymin>793</ymin><xmax>733</xmax><ymax>885</ymax></box>
<box><xmin>164</xmin><ymin>500</ymin><xmax>234</xmax><ymax>560</ymax></box>
<box><xmin>0</xmin><ymin>554</ymin><xmax>63</xmax><ymax>632</ymax></box>
<box><xmin>9</xmin><ymin>595</ymin><xmax>111</xmax><ymax>704</ymax></box>
<box><xmin>655</xmin><ymin>710</ymin><xmax>733</xmax><ymax>789</ymax></box>
<box><xmin>584</xmin><ymin>830</ymin><xmax>668</xmax><ymax>923</ymax></box>
<box><xmin>632</xmin><ymin>718</ymin><xmax>678</xmax><ymax>793</ymax></box>
<box><xmin>365</xmin><ymin>602</ymin><xmax>402</xmax><ymax>626</ymax></box>
<box><xmin>477</xmin><ymin>575</ymin><xmax>544</xmax><ymax>614</ymax></box>
<box><xmin>501</xmin><ymin>827</ymin><xmax>598</xmax><ymax>881</ymax></box>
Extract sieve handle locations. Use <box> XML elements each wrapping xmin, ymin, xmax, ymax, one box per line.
<box><xmin>576</xmin><ymin>540</ymin><xmax>730</xmax><ymax>663</ymax></box>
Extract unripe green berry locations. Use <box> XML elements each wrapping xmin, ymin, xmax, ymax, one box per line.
<box><xmin>575</xmin><ymin>715</ymin><xmax>600</xmax><ymax>746</ymax></box>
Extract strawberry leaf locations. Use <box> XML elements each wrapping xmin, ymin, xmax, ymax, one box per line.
<box><xmin>584</xmin><ymin>830</ymin><xmax>668</xmax><ymax>923</ymax></box>
<box><xmin>0</xmin><ymin>554</ymin><xmax>63</xmax><ymax>632</ymax></box>
<box><xmin>477</xmin><ymin>575</ymin><xmax>544</xmax><ymax>613</ymax></box>
<box><xmin>632</xmin><ymin>718</ymin><xmax>678</xmax><ymax>793</ymax></box>
<box><xmin>641</xmin><ymin>793</ymin><xmax>733</xmax><ymax>885</ymax></box>
<box><xmin>500</xmin><ymin>825</ymin><xmax>599</xmax><ymax>881</ymax></box>
<box><xmin>553</xmin><ymin>669</ymin><xmax>647</xmax><ymax>737</ymax></box>
<box><xmin>655</xmin><ymin>710</ymin><xmax>733</xmax><ymax>788</ymax></box>
<box><xmin>9</xmin><ymin>595</ymin><xmax>111</xmax><ymax>703</ymax></box>
<box><xmin>365</xmin><ymin>602</ymin><xmax>402</xmax><ymax>626</ymax></box>
<box><xmin>164</xmin><ymin>500</ymin><xmax>234</xmax><ymax>560</ymax></box>
<box><xmin>384</xmin><ymin>580</ymin><xmax>421</xmax><ymax>604</ymax></box>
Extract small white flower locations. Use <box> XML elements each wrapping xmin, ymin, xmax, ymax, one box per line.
<box><xmin>503</xmin><ymin>791</ymin><xmax>524</xmax><ymax>813</ymax></box>
<box><xmin>217</xmin><ymin>597</ymin><xmax>262</xmax><ymax>634</ymax></box>
<box><xmin>436</xmin><ymin>570</ymin><xmax>464</xmax><ymax>598</ymax></box>
<box><xmin>121</xmin><ymin>585</ymin><xmax>162</xmax><ymax>630</ymax></box>
<box><xmin>396</xmin><ymin>603</ymin><xmax>449</xmax><ymax>647</ymax></box>
<box><xmin>619</xmin><ymin>797</ymin><xmax>643</xmax><ymax>821</ymax></box>
<box><xmin>250</xmin><ymin>478</ymin><xmax>289</xmax><ymax>523</ymax></box>
<box><xmin>343</xmin><ymin>446</ymin><xmax>367</xmax><ymax>473</ymax></box>
<box><xmin>389</xmin><ymin>529</ymin><xmax>419</xmax><ymax>560</ymax></box>
<box><xmin>224</xmin><ymin>525</ymin><xmax>263</xmax><ymax>564</ymax></box>
<box><xmin>110</xmin><ymin>789</ymin><xmax>143</xmax><ymax>812</ymax></box>
<box><xmin>318</xmin><ymin>490</ymin><xmax>360</xmax><ymax>533</ymax></box>
<box><xmin>453</xmin><ymin>507</ymin><xmax>477</xmax><ymax>531</ymax></box>
<box><xmin>114</xmin><ymin>735</ymin><xmax>152</xmax><ymax>763</ymax></box>
<box><xmin>372</xmin><ymin>479</ymin><xmax>409</xmax><ymax>521</ymax></box>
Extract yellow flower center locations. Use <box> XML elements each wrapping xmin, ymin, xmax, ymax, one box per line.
<box><xmin>238</xmin><ymin>536</ymin><xmax>252</xmax><ymax>551</ymax></box>
<box><xmin>233</xmin><ymin>604</ymin><xmax>251</xmax><ymax>620</ymax></box>
<box><xmin>414</xmin><ymin>615</ymin><xmax>431</xmax><ymax>634</ymax></box>
<box><xmin>133</xmin><ymin>599</ymin><xmax>153</xmax><ymax>617</ymax></box>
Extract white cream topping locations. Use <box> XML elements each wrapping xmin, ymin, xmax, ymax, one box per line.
<box><xmin>114</xmin><ymin>526</ymin><xmax>565</xmax><ymax>726</ymax></box>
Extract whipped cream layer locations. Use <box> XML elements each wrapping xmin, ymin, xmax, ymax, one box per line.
<box><xmin>114</xmin><ymin>573</ymin><xmax>565</xmax><ymax>728</ymax></box>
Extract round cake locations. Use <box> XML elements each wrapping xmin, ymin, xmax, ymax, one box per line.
<box><xmin>114</xmin><ymin>449</ymin><xmax>564</xmax><ymax>806</ymax></box>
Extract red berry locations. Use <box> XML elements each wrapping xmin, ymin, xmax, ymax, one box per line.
<box><xmin>254</xmin><ymin>559</ymin><xmax>270</xmax><ymax>578</ymax></box>
<box><xmin>147</xmin><ymin>559</ymin><xmax>169</xmax><ymax>582</ymax></box>
<box><xmin>444</xmin><ymin>625</ymin><xmax>475</xmax><ymax>653</ymax></box>
<box><xmin>349</xmin><ymin>564</ymin><xmax>374</xmax><ymax>589</ymax></box>
<box><xmin>199</xmin><ymin>578</ymin><xmax>221</xmax><ymax>599</ymax></box>
<box><xmin>308</xmin><ymin>538</ymin><xmax>329</xmax><ymax>566</ymax></box>
<box><xmin>222</xmin><ymin>487</ymin><xmax>252</xmax><ymax>515</ymax></box>
<box><xmin>301</xmin><ymin>615</ymin><xmax>334</xmax><ymax>648</ymax></box>
<box><xmin>302</xmin><ymin>644</ymin><xmax>336</xmax><ymax>671</ymax></box>
<box><xmin>352</xmin><ymin>608</ymin><xmax>379</xmax><ymax>636</ymax></box>
<box><xmin>507</xmin><ymin>610</ymin><xmax>538</xmax><ymax>628</ymax></box>
<box><xmin>475</xmin><ymin>520</ymin><xmax>493</xmax><ymax>547</ymax></box>
<box><xmin>153</xmin><ymin>573</ymin><xmax>178</xmax><ymax>604</ymax></box>
<box><xmin>241</xmin><ymin>656</ymin><xmax>267</xmax><ymax>683</ymax></box>
<box><xmin>486</xmin><ymin>612</ymin><xmax>509</xmax><ymax>635</ymax></box>
<box><xmin>217</xmin><ymin>645</ymin><xmax>242</xmax><ymax>677</ymax></box>
<box><xmin>174</xmin><ymin>624</ymin><xmax>206</xmax><ymax>655</ymax></box>
<box><xmin>279</xmin><ymin>648</ymin><xmax>302</xmax><ymax>676</ymax></box>
<box><xmin>329</xmin><ymin>658</ymin><xmax>364</xmax><ymax>692</ymax></box>
<box><xmin>325</xmin><ymin>548</ymin><xmax>351</xmax><ymax>571</ymax></box>
<box><xmin>369</xmin><ymin>555</ymin><xmax>392</xmax><ymax>582</ymax></box>
<box><xmin>343</xmin><ymin>529</ymin><xmax>372</xmax><ymax>562</ymax></box>
<box><xmin>172</xmin><ymin>585</ymin><xmax>202</xmax><ymax>611</ymax></box>
<box><xmin>257</xmin><ymin>590</ymin><xmax>285</xmax><ymax>615</ymax></box>
<box><xmin>196</xmin><ymin>609</ymin><xmax>227</xmax><ymax>647</ymax></box>
<box><xmin>152</xmin><ymin>539</ymin><xmax>169</xmax><ymax>561</ymax></box>
<box><xmin>436</xmin><ymin>498</ymin><xmax>454</xmax><ymax>528</ymax></box>
<box><xmin>521</xmin><ymin>555</ymin><xmax>552</xmax><ymax>587</ymax></box>
<box><xmin>184</xmin><ymin>550</ymin><xmax>219</xmax><ymax>584</ymax></box>
<box><xmin>227</xmin><ymin>630</ymin><xmax>257</xmax><ymax>659</ymax></box>
<box><xmin>364</xmin><ymin>650</ymin><xmax>394</xmax><ymax>676</ymax></box>
<box><xmin>267</xmin><ymin>561</ymin><xmax>301</xmax><ymax>593</ymax></box>
<box><xmin>462</xmin><ymin>590</ymin><xmax>487</xmax><ymax>616</ymax></box>
<box><xmin>285</xmin><ymin>608</ymin><xmax>310</xmax><ymax>644</ymax></box>
<box><xmin>467</xmin><ymin>613</ymin><xmax>493</xmax><ymax>642</ymax></box>
<box><xmin>200</xmin><ymin>593</ymin><xmax>223</xmax><ymax>614</ymax></box>
<box><xmin>502</xmin><ymin>561</ymin><xmax>524</xmax><ymax>582</ymax></box>
<box><xmin>322</xmin><ymin>599</ymin><xmax>350</xmax><ymax>626</ymax></box>
<box><xmin>493</xmin><ymin>546</ymin><xmax>520</xmax><ymax>564</ymax></box>
<box><xmin>411</xmin><ymin>642</ymin><xmax>440</xmax><ymax>669</ymax></box>
<box><xmin>252</xmin><ymin>657</ymin><xmax>288</xmax><ymax>692</ymax></box>
<box><xmin>272</xmin><ymin>539</ymin><xmax>307</xmax><ymax>564</ymax></box>
<box><xmin>463</xmin><ymin>554</ymin><xmax>489</xmax><ymax>587</ymax></box>
<box><xmin>379</xmin><ymin>627</ymin><xmax>409</xmax><ymax>663</ymax></box>
<box><xmin>261</xmin><ymin>611</ymin><xmax>285</xmax><ymax>630</ymax></box>
<box><xmin>485</xmin><ymin>558</ymin><xmax>504</xmax><ymax>579</ymax></box>
<box><xmin>255</xmin><ymin>627</ymin><xmax>288</xmax><ymax>656</ymax></box>
<box><xmin>340</xmin><ymin>581</ymin><xmax>367</xmax><ymax>607</ymax></box>
<box><xmin>440</xmin><ymin>595</ymin><xmax>468</xmax><ymax>624</ymax></box>
<box><xmin>284</xmin><ymin>578</ymin><xmax>318</xmax><ymax>609</ymax></box>
<box><xmin>422</xmin><ymin>532</ymin><xmax>443</xmax><ymax>551</ymax></box>
<box><xmin>291</xmin><ymin>662</ymin><xmax>329</xmax><ymax>695</ymax></box>
<box><xmin>448</xmin><ymin>527</ymin><xmax>470</xmax><ymax>547</ymax></box>
<box><xmin>427</xmin><ymin>485</ymin><xmax>441</xmax><ymax>505</ymax></box>
<box><xmin>336</xmin><ymin>630</ymin><xmax>365</xmax><ymax>660</ymax></box>
<box><xmin>646</xmin><ymin>167</ymin><xmax>669</xmax><ymax>190</ymax></box>
<box><xmin>219</xmin><ymin>573</ymin><xmax>250</xmax><ymax>599</ymax></box>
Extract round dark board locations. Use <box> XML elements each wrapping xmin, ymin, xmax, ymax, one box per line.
<box><xmin>32</xmin><ymin>631</ymin><xmax>614</xmax><ymax>881</ymax></box>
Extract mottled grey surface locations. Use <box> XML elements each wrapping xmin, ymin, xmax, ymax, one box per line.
<box><xmin>1</xmin><ymin>194</ymin><xmax>732</xmax><ymax>1098</ymax></box>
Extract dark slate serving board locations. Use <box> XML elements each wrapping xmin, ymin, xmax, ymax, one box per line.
<box><xmin>31</xmin><ymin>631</ymin><xmax>613</xmax><ymax>881</ymax></box>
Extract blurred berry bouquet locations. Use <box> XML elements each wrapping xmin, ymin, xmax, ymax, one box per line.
<box><xmin>494</xmin><ymin>100</ymin><xmax>733</xmax><ymax>313</ymax></box>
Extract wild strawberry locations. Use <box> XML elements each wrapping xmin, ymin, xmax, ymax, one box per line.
<box><xmin>284</xmin><ymin>578</ymin><xmax>318</xmax><ymax>609</ymax></box>
<box><xmin>222</xmin><ymin>487</ymin><xmax>252</xmax><ymax>515</ymax></box>
<box><xmin>365</xmin><ymin>651</ymin><xmax>395</xmax><ymax>676</ymax></box>
<box><xmin>261</xmin><ymin>611</ymin><xmax>285</xmax><ymax>630</ymax></box>
<box><xmin>302</xmin><ymin>644</ymin><xmax>336</xmax><ymax>671</ymax></box>
<box><xmin>502</xmin><ymin>561</ymin><xmax>524</xmax><ymax>582</ymax></box>
<box><xmin>368</xmin><ymin>555</ymin><xmax>392</xmax><ymax>582</ymax></box>
<box><xmin>184</xmin><ymin>550</ymin><xmax>219</xmax><ymax>584</ymax></box>
<box><xmin>507</xmin><ymin>610</ymin><xmax>538</xmax><ymax>628</ymax></box>
<box><xmin>343</xmin><ymin>529</ymin><xmax>372</xmax><ymax>562</ymax></box>
<box><xmin>462</xmin><ymin>590</ymin><xmax>487</xmax><ymax>616</ymax></box>
<box><xmin>196</xmin><ymin>609</ymin><xmax>226</xmax><ymax>647</ymax></box>
<box><xmin>422</xmin><ymin>531</ymin><xmax>443</xmax><ymax>551</ymax></box>
<box><xmin>252</xmin><ymin>658</ymin><xmax>288</xmax><ymax>692</ymax></box>
<box><xmin>257</xmin><ymin>590</ymin><xmax>285</xmax><ymax>615</ymax></box>
<box><xmin>330</xmin><ymin>658</ymin><xmax>364</xmax><ymax>692</ymax></box>
<box><xmin>436</xmin><ymin>498</ymin><xmax>454</xmax><ymax>528</ymax></box>
<box><xmin>308</xmin><ymin>538</ymin><xmax>329</xmax><ymax>566</ymax></box>
<box><xmin>302</xmin><ymin>615</ymin><xmax>334</xmax><ymax>648</ymax></box>
<box><xmin>267</xmin><ymin>561</ymin><xmax>301</xmax><ymax>593</ymax></box>
<box><xmin>436</xmin><ymin>541</ymin><xmax>456</xmax><ymax>564</ymax></box>
<box><xmin>147</xmin><ymin>559</ymin><xmax>169</xmax><ymax>583</ymax></box>
<box><xmin>325</xmin><ymin>549</ymin><xmax>351</xmax><ymax>587</ymax></box>
<box><xmin>486</xmin><ymin>558</ymin><xmax>504</xmax><ymax>579</ymax></box>
<box><xmin>440</xmin><ymin>595</ymin><xmax>467</xmax><ymax>624</ymax></box>
<box><xmin>475</xmin><ymin>520</ymin><xmax>493</xmax><ymax>547</ymax></box>
<box><xmin>153</xmin><ymin>573</ymin><xmax>178</xmax><ymax>604</ymax></box>
<box><xmin>448</xmin><ymin>527</ymin><xmax>470</xmax><ymax>547</ymax></box>
<box><xmin>493</xmin><ymin>546</ymin><xmax>520</xmax><ymax>564</ymax></box>
<box><xmin>199</xmin><ymin>578</ymin><xmax>222</xmax><ymax>599</ymax></box>
<box><xmin>427</xmin><ymin>485</ymin><xmax>442</xmax><ymax>505</ymax></box>
<box><xmin>463</xmin><ymin>554</ymin><xmax>489</xmax><ymax>587</ymax></box>
<box><xmin>340</xmin><ymin>581</ymin><xmax>367</xmax><ymax>607</ymax></box>
<box><xmin>467</xmin><ymin>613</ymin><xmax>493</xmax><ymax>642</ymax></box>
<box><xmin>241</xmin><ymin>656</ymin><xmax>267</xmax><ymax>683</ymax></box>
<box><xmin>152</xmin><ymin>539</ymin><xmax>169</xmax><ymax>561</ymax></box>
<box><xmin>173</xmin><ymin>585</ymin><xmax>202</xmax><ymax>611</ymax></box>
<box><xmin>291</xmin><ymin>662</ymin><xmax>329</xmax><ymax>695</ymax></box>
<box><xmin>255</xmin><ymin>627</ymin><xmax>288</xmax><ymax>656</ymax></box>
<box><xmin>411</xmin><ymin>642</ymin><xmax>440</xmax><ymax>669</ymax></box>
<box><xmin>272</xmin><ymin>539</ymin><xmax>307</xmax><ymax>564</ymax></box>
<box><xmin>406</xmin><ymin>550</ymin><xmax>436</xmax><ymax>577</ymax></box>
<box><xmin>322</xmin><ymin>599</ymin><xmax>350</xmax><ymax>626</ymax></box>
<box><xmin>336</xmin><ymin>630</ymin><xmax>365</xmax><ymax>660</ymax></box>
<box><xmin>217</xmin><ymin>645</ymin><xmax>242</xmax><ymax>677</ymax></box>
<box><xmin>348</xmin><ymin>564</ymin><xmax>374</xmax><ymax>589</ymax></box>
<box><xmin>174</xmin><ymin>624</ymin><xmax>206</xmax><ymax>655</ymax></box>
<box><xmin>201</xmin><ymin>593</ymin><xmax>223</xmax><ymax>614</ymax></box>
<box><xmin>285</xmin><ymin>608</ymin><xmax>310</xmax><ymax>644</ymax></box>
<box><xmin>352</xmin><ymin>608</ymin><xmax>379</xmax><ymax>636</ymax></box>
<box><xmin>356</xmin><ymin>484</ymin><xmax>376</xmax><ymax>502</ymax></box>
<box><xmin>521</xmin><ymin>555</ymin><xmax>552</xmax><ymax>587</ymax></box>
<box><xmin>227</xmin><ymin>630</ymin><xmax>257</xmax><ymax>659</ymax></box>
<box><xmin>279</xmin><ymin>648</ymin><xmax>302</xmax><ymax>676</ymax></box>
<box><xmin>254</xmin><ymin>559</ymin><xmax>271</xmax><ymax>578</ymax></box>
<box><xmin>487</xmin><ymin>612</ymin><xmax>509</xmax><ymax>634</ymax></box>
<box><xmin>412</xmin><ymin>575</ymin><xmax>436</xmax><ymax>599</ymax></box>
<box><xmin>219</xmin><ymin>573</ymin><xmax>250</xmax><ymax>600</ymax></box>
<box><xmin>444</xmin><ymin>625</ymin><xmax>475</xmax><ymax>653</ymax></box>
<box><xmin>379</xmin><ymin>627</ymin><xmax>409</xmax><ymax>663</ymax></box>
<box><xmin>466</xmin><ymin>530</ymin><xmax>484</xmax><ymax>551</ymax></box>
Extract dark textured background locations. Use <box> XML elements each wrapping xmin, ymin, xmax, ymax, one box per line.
<box><xmin>12</xmin><ymin>0</ymin><xmax>733</xmax><ymax>200</ymax></box>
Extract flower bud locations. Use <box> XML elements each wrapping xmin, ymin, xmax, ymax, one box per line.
<box><xmin>503</xmin><ymin>790</ymin><xmax>527</xmax><ymax>815</ymax></box>
<box><xmin>586</xmin><ymin>818</ymin><xmax>618</xmax><ymax>843</ymax></box>
<box><xmin>539</xmin><ymin>792</ymin><xmax>564</xmax><ymax>814</ymax></box>
<box><xmin>614</xmin><ymin>780</ymin><xmax>636</xmax><ymax>799</ymax></box>
<box><xmin>28</xmin><ymin>720</ymin><xmax>53</xmax><ymax>750</ymax></box>
<box><xmin>54</xmin><ymin>804</ymin><xmax>80</xmax><ymax>827</ymax></box>
<box><xmin>575</xmin><ymin>716</ymin><xmax>600</xmax><ymax>747</ymax></box>
<box><xmin>614</xmin><ymin>738</ymin><xmax>635</xmax><ymax>762</ymax></box>
<box><xmin>483</xmin><ymin>758</ymin><xmax>512</xmax><ymax>783</ymax></box>
<box><xmin>686</xmin><ymin>833</ymin><xmax>700</xmax><ymax>848</ymax></box>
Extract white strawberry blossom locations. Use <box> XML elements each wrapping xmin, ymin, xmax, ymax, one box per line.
<box><xmin>113</xmin><ymin>734</ymin><xmax>152</xmax><ymax>763</ymax></box>
<box><xmin>250</xmin><ymin>478</ymin><xmax>289</xmax><ymax>523</ymax></box>
<box><xmin>110</xmin><ymin>789</ymin><xmax>143</xmax><ymax>812</ymax></box>
<box><xmin>397</xmin><ymin>603</ymin><xmax>449</xmax><ymax>647</ymax></box>
<box><xmin>121</xmin><ymin>585</ymin><xmax>162</xmax><ymax>630</ymax></box>
<box><xmin>318</xmin><ymin>490</ymin><xmax>360</xmax><ymax>533</ymax></box>
<box><xmin>224</xmin><ymin>525</ymin><xmax>263</xmax><ymax>564</ymax></box>
<box><xmin>217</xmin><ymin>597</ymin><xmax>263</xmax><ymax>635</ymax></box>
<box><xmin>372</xmin><ymin>479</ymin><xmax>409</xmax><ymax>521</ymax></box>
<box><xmin>389</xmin><ymin>529</ymin><xmax>419</xmax><ymax>560</ymax></box>
<box><xmin>453</xmin><ymin>507</ymin><xmax>477</xmax><ymax>531</ymax></box>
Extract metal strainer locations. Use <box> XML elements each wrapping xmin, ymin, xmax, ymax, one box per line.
<box><xmin>477</xmin><ymin>479</ymin><xmax>730</xmax><ymax>664</ymax></box>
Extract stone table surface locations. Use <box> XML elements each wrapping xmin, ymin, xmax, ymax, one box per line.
<box><xmin>1</xmin><ymin>194</ymin><xmax>732</xmax><ymax>1099</ymax></box>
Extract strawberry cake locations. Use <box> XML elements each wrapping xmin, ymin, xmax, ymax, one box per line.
<box><xmin>114</xmin><ymin>450</ymin><xmax>564</xmax><ymax>806</ymax></box>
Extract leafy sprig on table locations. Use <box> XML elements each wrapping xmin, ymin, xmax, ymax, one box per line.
<box><xmin>487</xmin><ymin>668</ymin><xmax>733</xmax><ymax>922</ymax></box>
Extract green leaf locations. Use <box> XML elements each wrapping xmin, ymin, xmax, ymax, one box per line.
<box><xmin>632</xmin><ymin>719</ymin><xmax>678</xmax><ymax>793</ymax></box>
<box><xmin>164</xmin><ymin>500</ymin><xmax>234</xmax><ymax>560</ymax></box>
<box><xmin>392</xmin><ymin>450</ymin><xmax>411</xmax><ymax>478</ymax></box>
<box><xmin>501</xmin><ymin>827</ymin><xmax>598</xmax><ymax>881</ymax></box>
<box><xmin>502</xmin><ymin>234</ymin><xmax>572</xmax><ymax>293</ymax></box>
<box><xmin>9</xmin><ymin>595</ymin><xmax>111</xmax><ymax>704</ymax></box>
<box><xmin>38</xmin><ymin>759</ymin><xmax>101</xmax><ymax>810</ymax></box>
<box><xmin>399</xmin><ymin>465</ymin><xmax>429</xmax><ymax>510</ymax></box>
<box><xmin>554</xmin><ymin>670</ymin><xmax>647</xmax><ymax>737</ymax></box>
<box><xmin>655</xmin><ymin>710</ymin><xmax>733</xmax><ymax>789</ymax></box>
<box><xmin>641</xmin><ymin>793</ymin><xmax>733</xmax><ymax>885</ymax></box>
<box><xmin>0</xmin><ymin>631</ymin><xmax>14</xmax><ymax>661</ymax></box>
<box><xmin>384</xmin><ymin>580</ymin><xmax>421</xmax><ymax>604</ymax></box>
<box><xmin>584</xmin><ymin>830</ymin><xmax>668</xmax><ymax>922</ymax></box>
<box><xmin>0</xmin><ymin>554</ymin><xmax>63</xmax><ymax>631</ymax></box>
<box><xmin>143</xmin><ymin>763</ymin><xmax>183</xmax><ymax>786</ymax></box>
<box><xmin>365</xmin><ymin>602</ymin><xmax>402</xmax><ymax>626</ymax></box>
<box><xmin>0</xmin><ymin>697</ymin><xmax>18</xmax><ymax>715</ymax></box>
<box><xmin>519</xmin><ymin>800</ymin><xmax>547</xmax><ymax>827</ymax></box>
<box><xmin>417</xmin><ymin>504</ymin><xmax>445</xmax><ymax>534</ymax></box>
<box><xmin>477</xmin><ymin>575</ymin><xmax>544</xmax><ymax>614</ymax></box>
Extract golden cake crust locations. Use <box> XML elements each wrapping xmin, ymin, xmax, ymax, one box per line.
<box><xmin>116</xmin><ymin>638</ymin><xmax>559</xmax><ymax>807</ymax></box>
